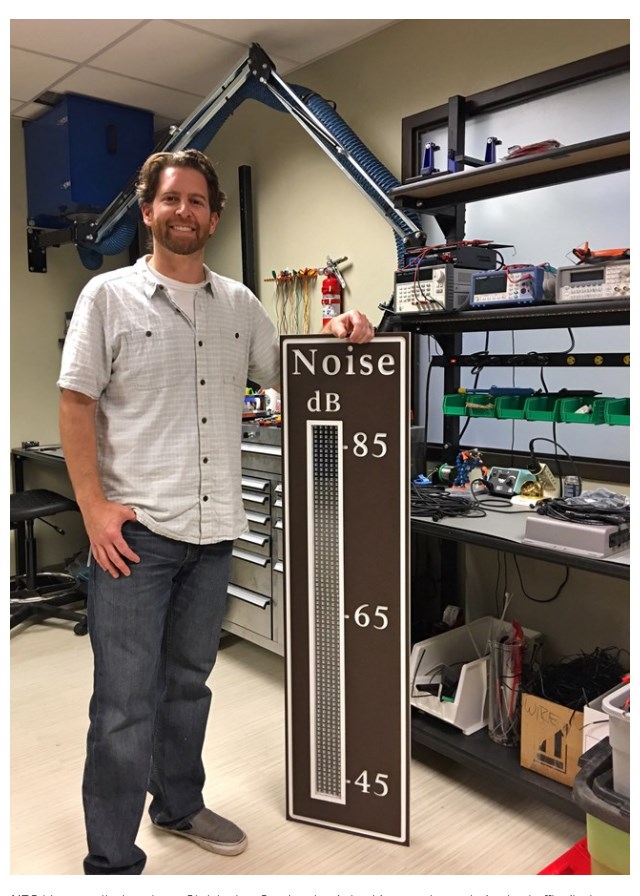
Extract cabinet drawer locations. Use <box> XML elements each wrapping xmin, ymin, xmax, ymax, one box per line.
<box><xmin>224</xmin><ymin>584</ymin><xmax>271</xmax><ymax>639</ymax></box>
<box><xmin>241</xmin><ymin>443</ymin><xmax>282</xmax><ymax>475</ymax></box>
<box><xmin>231</xmin><ymin>547</ymin><xmax>272</xmax><ymax>594</ymax></box>
<box><xmin>235</xmin><ymin>529</ymin><xmax>271</xmax><ymax>558</ymax></box>
<box><xmin>242</xmin><ymin>489</ymin><xmax>270</xmax><ymax>510</ymax></box>
<box><xmin>241</xmin><ymin>475</ymin><xmax>270</xmax><ymax>493</ymax></box>
<box><xmin>245</xmin><ymin>509</ymin><xmax>271</xmax><ymax>533</ymax></box>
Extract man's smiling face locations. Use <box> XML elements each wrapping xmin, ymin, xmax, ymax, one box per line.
<box><xmin>141</xmin><ymin>165</ymin><xmax>219</xmax><ymax>256</ymax></box>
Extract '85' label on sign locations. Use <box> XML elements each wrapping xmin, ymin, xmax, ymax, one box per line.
<box><xmin>282</xmin><ymin>335</ymin><xmax>410</xmax><ymax>844</ymax></box>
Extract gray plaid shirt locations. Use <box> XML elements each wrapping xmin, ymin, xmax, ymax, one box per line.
<box><xmin>58</xmin><ymin>257</ymin><xmax>280</xmax><ymax>544</ymax></box>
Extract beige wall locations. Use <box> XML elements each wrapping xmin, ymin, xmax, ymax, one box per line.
<box><xmin>10</xmin><ymin>18</ymin><xmax>629</xmax><ymax>577</ymax></box>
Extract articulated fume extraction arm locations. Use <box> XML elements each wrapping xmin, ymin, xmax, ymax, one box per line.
<box><xmin>69</xmin><ymin>43</ymin><xmax>425</xmax><ymax>270</ymax></box>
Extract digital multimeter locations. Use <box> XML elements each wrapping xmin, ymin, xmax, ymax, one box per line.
<box><xmin>469</xmin><ymin>266</ymin><xmax>556</xmax><ymax>308</ymax></box>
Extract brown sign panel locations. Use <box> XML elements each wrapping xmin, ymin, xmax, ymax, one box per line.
<box><xmin>281</xmin><ymin>335</ymin><xmax>410</xmax><ymax>844</ymax></box>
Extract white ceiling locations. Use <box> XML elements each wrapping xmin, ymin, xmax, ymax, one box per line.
<box><xmin>10</xmin><ymin>19</ymin><xmax>399</xmax><ymax>128</ymax></box>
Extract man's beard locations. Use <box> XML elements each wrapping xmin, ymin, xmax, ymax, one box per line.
<box><xmin>151</xmin><ymin>220</ymin><xmax>209</xmax><ymax>255</ymax></box>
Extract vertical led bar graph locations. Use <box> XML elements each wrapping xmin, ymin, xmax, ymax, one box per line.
<box><xmin>308</xmin><ymin>421</ymin><xmax>345</xmax><ymax>803</ymax></box>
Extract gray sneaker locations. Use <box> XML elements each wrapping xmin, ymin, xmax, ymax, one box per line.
<box><xmin>153</xmin><ymin>808</ymin><xmax>248</xmax><ymax>856</ymax></box>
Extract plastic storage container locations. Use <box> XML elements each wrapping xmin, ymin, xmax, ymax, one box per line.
<box><xmin>601</xmin><ymin>683</ymin><xmax>630</xmax><ymax>797</ymax></box>
<box><xmin>465</xmin><ymin>393</ymin><xmax>496</xmax><ymax>417</ymax></box>
<box><xmin>495</xmin><ymin>394</ymin><xmax>528</xmax><ymax>419</ymax></box>
<box><xmin>559</xmin><ymin>396</ymin><xmax>611</xmax><ymax>425</ymax></box>
<box><xmin>573</xmin><ymin>739</ymin><xmax>629</xmax><ymax>875</ymax></box>
<box><xmin>442</xmin><ymin>393</ymin><xmax>468</xmax><ymax>416</ymax></box>
<box><xmin>524</xmin><ymin>394</ymin><xmax>563</xmax><ymax>422</ymax></box>
<box><xmin>409</xmin><ymin>616</ymin><xmax>541</xmax><ymax>735</ymax></box>
<box><xmin>604</xmin><ymin>398</ymin><xmax>630</xmax><ymax>426</ymax></box>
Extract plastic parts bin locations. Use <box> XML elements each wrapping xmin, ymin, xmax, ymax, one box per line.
<box><xmin>559</xmin><ymin>395</ymin><xmax>611</xmax><ymax>425</ymax></box>
<box><xmin>409</xmin><ymin>616</ymin><xmax>541</xmax><ymax>735</ymax></box>
<box><xmin>442</xmin><ymin>393</ymin><xmax>468</xmax><ymax>416</ymax></box>
<box><xmin>495</xmin><ymin>394</ymin><xmax>528</xmax><ymax>419</ymax></box>
<box><xmin>604</xmin><ymin>397</ymin><xmax>630</xmax><ymax>426</ymax></box>
<box><xmin>572</xmin><ymin>739</ymin><xmax>629</xmax><ymax>875</ymax></box>
<box><xmin>601</xmin><ymin>683</ymin><xmax>630</xmax><ymax>797</ymax></box>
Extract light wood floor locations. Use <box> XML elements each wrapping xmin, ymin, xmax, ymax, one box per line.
<box><xmin>10</xmin><ymin>616</ymin><xmax>585</xmax><ymax>877</ymax></box>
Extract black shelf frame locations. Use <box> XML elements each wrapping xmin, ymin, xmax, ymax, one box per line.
<box><xmin>411</xmin><ymin>515</ymin><xmax>630</xmax><ymax>582</ymax></box>
<box><xmin>392</xmin><ymin>298</ymin><xmax>629</xmax><ymax>340</ymax></box>
<box><xmin>395</xmin><ymin>48</ymin><xmax>630</xmax><ymax>818</ymax></box>
<box><xmin>391</xmin><ymin>132</ymin><xmax>630</xmax><ymax>215</ymax></box>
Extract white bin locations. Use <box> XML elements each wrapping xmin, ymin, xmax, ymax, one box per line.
<box><xmin>602</xmin><ymin>683</ymin><xmax>630</xmax><ymax>797</ymax></box>
<box><xmin>410</xmin><ymin>616</ymin><xmax>542</xmax><ymax>735</ymax></box>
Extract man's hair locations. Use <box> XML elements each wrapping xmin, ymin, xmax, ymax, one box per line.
<box><xmin>135</xmin><ymin>149</ymin><xmax>227</xmax><ymax>215</ymax></box>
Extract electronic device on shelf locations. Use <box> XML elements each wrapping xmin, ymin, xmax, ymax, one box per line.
<box><xmin>402</xmin><ymin>241</ymin><xmax>510</xmax><ymax>271</ymax></box>
<box><xmin>469</xmin><ymin>265</ymin><xmax>556</xmax><ymax>308</ymax></box>
<box><xmin>487</xmin><ymin>466</ymin><xmax>537</xmax><ymax>498</ymax></box>
<box><xmin>393</xmin><ymin>263</ymin><xmax>475</xmax><ymax>314</ymax></box>
<box><xmin>522</xmin><ymin>516</ymin><xmax>630</xmax><ymax>559</ymax></box>
<box><xmin>556</xmin><ymin>259</ymin><xmax>630</xmax><ymax>303</ymax></box>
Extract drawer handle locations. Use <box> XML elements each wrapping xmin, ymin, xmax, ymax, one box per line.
<box><xmin>241</xmin><ymin>443</ymin><xmax>282</xmax><ymax>457</ymax></box>
<box><xmin>232</xmin><ymin>548</ymin><xmax>271</xmax><ymax>567</ymax></box>
<box><xmin>227</xmin><ymin>584</ymin><xmax>270</xmax><ymax>609</ymax></box>
<box><xmin>241</xmin><ymin>476</ymin><xmax>270</xmax><ymax>491</ymax></box>
<box><xmin>274</xmin><ymin>560</ymin><xmax>284</xmax><ymax>574</ymax></box>
<box><xmin>274</xmin><ymin>519</ymin><xmax>283</xmax><ymax>530</ymax></box>
<box><xmin>237</xmin><ymin>531</ymin><xmax>269</xmax><ymax>547</ymax></box>
<box><xmin>242</xmin><ymin>491</ymin><xmax>269</xmax><ymax>505</ymax></box>
<box><xmin>246</xmin><ymin>510</ymin><xmax>270</xmax><ymax>525</ymax></box>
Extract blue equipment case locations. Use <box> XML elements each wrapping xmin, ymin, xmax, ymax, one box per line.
<box><xmin>24</xmin><ymin>93</ymin><xmax>154</xmax><ymax>228</ymax></box>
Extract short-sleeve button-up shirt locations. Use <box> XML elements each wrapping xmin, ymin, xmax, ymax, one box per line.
<box><xmin>58</xmin><ymin>257</ymin><xmax>280</xmax><ymax>544</ymax></box>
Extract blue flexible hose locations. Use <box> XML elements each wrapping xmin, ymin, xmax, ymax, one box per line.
<box><xmin>91</xmin><ymin>78</ymin><xmax>420</xmax><ymax>269</ymax></box>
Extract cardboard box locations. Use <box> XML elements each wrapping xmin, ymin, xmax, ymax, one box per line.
<box><xmin>520</xmin><ymin>693</ymin><xmax>584</xmax><ymax>787</ymax></box>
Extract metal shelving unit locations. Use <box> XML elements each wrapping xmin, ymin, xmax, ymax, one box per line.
<box><xmin>392</xmin><ymin>49</ymin><xmax>630</xmax><ymax>817</ymax></box>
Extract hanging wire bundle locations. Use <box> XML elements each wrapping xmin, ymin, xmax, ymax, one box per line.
<box><xmin>522</xmin><ymin>646</ymin><xmax>628</xmax><ymax>711</ymax></box>
<box><xmin>266</xmin><ymin>268</ymin><xmax>317</xmax><ymax>335</ymax></box>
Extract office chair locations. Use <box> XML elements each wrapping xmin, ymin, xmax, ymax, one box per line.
<box><xmin>10</xmin><ymin>489</ymin><xmax>87</xmax><ymax>635</ymax></box>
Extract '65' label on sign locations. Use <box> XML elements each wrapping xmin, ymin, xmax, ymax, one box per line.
<box><xmin>281</xmin><ymin>335</ymin><xmax>410</xmax><ymax>844</ymax></box>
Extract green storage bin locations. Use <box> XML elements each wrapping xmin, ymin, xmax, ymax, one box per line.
<box><xmin>442</xmin><ymin>393</ymin><xmax>468</xmax><ymax>416</ymax></box>
<box><xmin>573</xmin><ymin>740</ymin><xmax>630</xmax><ymax>876</ymax></box>
<box><xmin>604</xmin><ymin>398</ymin><xmax>630</xmax><ymax>426</ymax></box>
<box><xmin>524</xmin><ymin>395</ymin><xmax>563</xmax><ymax>422</ymax></box>
<box><xmin>465</xmin><ymin>393</ymin><xmax>496</xmax><ymax>417</ymax></box>
<box><xmin>560</xmin><ymin>396</ymin><xmax>611</xmax><ymax>424</ymax></box>
<box><xmin>495</xmin><ymin>395</ymin><xmax>528</xmax><ymax>420</ymax></box>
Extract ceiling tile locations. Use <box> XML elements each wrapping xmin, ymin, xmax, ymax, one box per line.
<box><xmin>176</xmin><ymin>19</ymin><xmax>397</xmax><ymax>66</ymax></box>
<box><xmin>53</xmin><ymin>67</ymin><xmax>202</xmax><ymax>123</ymax></box>
<box><xmin>10</xmin><ymin>49</ymin><xmax>77</xmax><ymax>103</ymax></box>
<box><xmin>10</xmin><ymin>19</ymin><xmax>146</xmax><ymax>63</ymax></box>
<box><xmin>89</xmin><ymin>20</ymin><xmax>246</xmax><ymax>95</ymax></box>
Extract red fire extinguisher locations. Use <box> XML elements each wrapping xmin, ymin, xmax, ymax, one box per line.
<box><xmin>320</xmin><ymin>256</ymin><xmax>347</xmax><ymax>328</ymax></box>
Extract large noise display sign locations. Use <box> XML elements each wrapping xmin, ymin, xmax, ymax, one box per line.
<box><xmin>281</xmin><ymin>334</ymin><xmax>410</xmax><ymax>845</ymax></box>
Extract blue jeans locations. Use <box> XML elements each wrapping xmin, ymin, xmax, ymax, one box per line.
<box><xmin>82</xmin><ymin>521</ymin><xmax>233</xmax><ymax>875</ymax></box>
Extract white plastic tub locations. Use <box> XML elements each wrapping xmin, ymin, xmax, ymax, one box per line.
<box><xmin>409</xmin><ymin>616</ymin><xmax>541</xmax><ymax>735</ymax></box>
<box><xmin>602</xmin><ymin>683</ymin><xmax>630</xmax><ymax>797</ymax></box>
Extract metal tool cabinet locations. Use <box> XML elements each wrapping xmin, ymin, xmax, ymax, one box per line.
<box><xmin>222</xmin><ymin>426</ymin><xmax>285</xmax><ymax>655</ymax></box>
